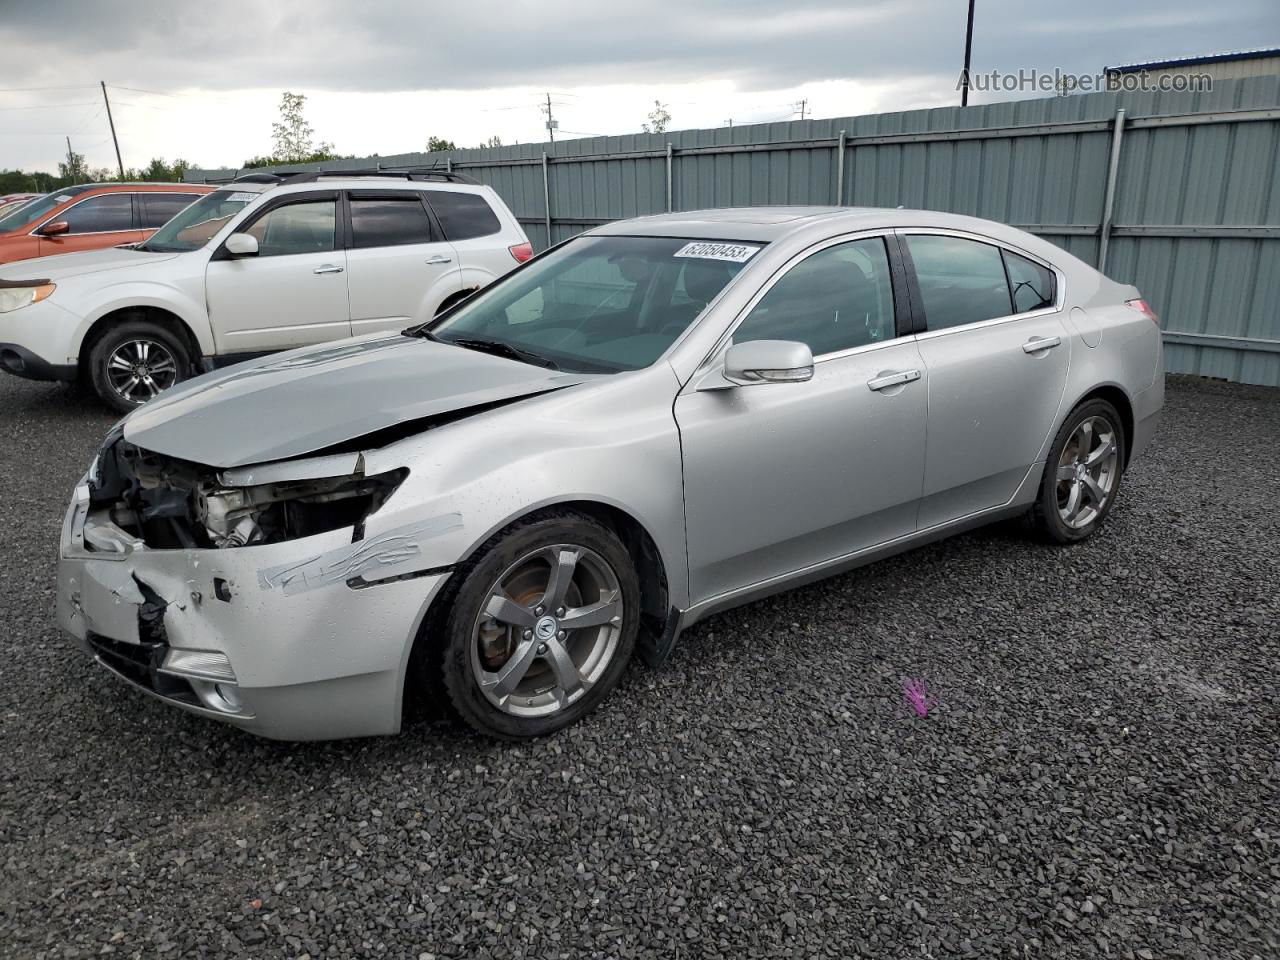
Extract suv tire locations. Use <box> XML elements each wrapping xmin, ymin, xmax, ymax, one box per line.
<box><xmin>87</xmin><ymin>317</ymin><xmax>191</xmax><ymax>414</ymax></box>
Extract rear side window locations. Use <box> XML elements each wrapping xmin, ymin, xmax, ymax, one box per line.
<box><xmin>139</xmin><ymin>193</ymin><xmax>200</xmax><ymax>229</ymax></box>
<box><xmin>1003</xmin><ymin>250</ymin><xmax>1055</xmax><ymax>313</ymax></box>
<box><xmin>243</xmin><ymin>200</ymin><xmax>337</xmax><ymax>257</ymax></box>
<box><xmin>350</xmin><ymin>196</ymin><xmax>433</xmax><ymax>248</ymax></box>
<box><xmin>907</xmin><ymin>235</ymin><xmax>1012</xmax><ymax>331</ymax></box>
<box><xmin>426</xmin><ymin>191</ymin><xmax>501</xmax><ymax>241</ymax></box>
<box><xmin>733</xmin><ymin>237</ymin><xmax>897</xmax><ymax>355</ymax></box>
<box><xmin>58</xmin><ymin>194</ymin><xmax>135</xmax><ymax>234</ymax></box>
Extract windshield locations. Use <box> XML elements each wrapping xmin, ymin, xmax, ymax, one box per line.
<box><xmin>0</xmin><ymin>191</ymin><xmax>65</xmax><ymax>233</ymax></box>
<box><xmin>140</xmin><ymin>189</ymin><xmax>259</xmax><ymax>252</ymax></box>
<box><xmin>427</xmin><ymin>235</ymin><xmax>760</xmax><ymax>373</ymax></box>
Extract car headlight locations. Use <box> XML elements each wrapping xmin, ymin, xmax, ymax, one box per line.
<box><xmin>0</xmin><ymin>283</ymin><xmax>55</xmax><ymax>313</ymax></box>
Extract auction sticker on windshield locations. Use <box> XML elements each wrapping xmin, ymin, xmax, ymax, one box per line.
<box><xmin>673</xmin><ymin>241</ymin><xmax>760</xmax><ymax>263</ymax></box>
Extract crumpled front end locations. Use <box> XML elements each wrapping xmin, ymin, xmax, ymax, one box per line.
<box><xmin>57</xmin><ymin>436</ymin><xmax>455</xmax><ymax>740</ymax></box>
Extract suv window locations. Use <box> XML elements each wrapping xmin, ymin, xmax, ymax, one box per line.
<box><xmin>244</xmin><ymin>200</ymin><xmax>337</xmax><ymax>257</ymax></box>
<box><xmin>350</xmin><ymin>196</ymin><xmax>433</xmax><ymax>248</ymax></box>
<box><xmin>58</xmin><ymin>194</ymin><xmax>135</xmax><ymax>234</ymax></box>
<box><xmin>139</xmin><ymin>193</ymin><xmax>200</xmax><ymax>229</ymax></box>
<box><xmin>426</xmin><ymin>191</ymin><xmax>501</xmax><ymax>241</ymax></box>
<box><xmin>906</xmin><ymin>235</ymin><xmax>1012</xmax><ymax>330</ymax></box>
<box><xmin>733</xmin><ymin>237</ymin><xmax>897</xmax><ymax>355</ymax></box>
<box><xmin>1004</xmin><ymin>249</ymin><xmax>1055</xmax><ymax>313</ymax></box>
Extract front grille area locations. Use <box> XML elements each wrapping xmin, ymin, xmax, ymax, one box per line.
<box><xmin>87</xmin><ymin>633</ymin><xmax>196</xmax><ymax>702</ymax></box>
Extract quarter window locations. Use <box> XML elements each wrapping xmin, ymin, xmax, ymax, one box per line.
<box><xmin>907</xmin><ymin>235</ymin><xmax>1012</xmax><ymax>331</ymax></box>
<box><xmin>733</xmin><ymin>237</ymin><xmax>897</xmax><ymax>355</ymax></box>
<box><xmin>139</xmin><ymin>194</ymin><xmax>200</xmax><ymax>229</ymax></box>
<box><xmin>426</xmin><ymin>191</ymin><xmax>501</xmax><ymax>240</ymax></box>
<box><xmin>1003</xmin><ymin>250</ymin><xmax>1056</xmax><ymax>313</ymax></box>
<box><xmin>350</xmin><ymin>196</ymin><xmax>434</xmax><ymax>248</ymax></box>
<box><xmin>57</xmin><ymin>194</ymin><xmax>135</xmax><ymax>234</ymax></box>
<box><xmin>243</xmin><ymin>200</ymin><xmax>337</xmax><ymax>257</ymax></box>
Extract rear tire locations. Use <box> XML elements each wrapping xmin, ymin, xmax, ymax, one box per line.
<box><xmin>87</xmin><ymin>318</ymin><xmax>191</xmax><ymax>414</ymax></box>
<box><xmin>1031</xmin><ymin>399</ymin><xmax>1126</xmax><ymax>544</ymax></box>
<box><xmin>434</xmin><ymin>511</ymin><xmax>639</xmax><ymax>739</ymax></box>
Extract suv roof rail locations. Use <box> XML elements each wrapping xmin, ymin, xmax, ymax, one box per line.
<box><xmin>269</xmin><ymin>168</ymin><xmax>479</xmax><ymax>186</ymax></box>
<box><xmin>231</xmin><ymin>173</ymin><xmax>285</xmax><ymax>184</ymax></box>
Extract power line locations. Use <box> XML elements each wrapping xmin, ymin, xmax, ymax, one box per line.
<box><xmin>0</xmin><ymin>101</ymin><xmax>98</xmax><ymax>111</ymax></box>
<box><xmin>0</xmin><ymin>83</ymin><xmax>97</xmax><ymax>93</ymax></box>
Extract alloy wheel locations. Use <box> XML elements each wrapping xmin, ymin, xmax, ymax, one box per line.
<box><xmin>1055</xmin><ymin>415</ymin><xmax>1120</xmax><ymax>529</ymax></box>
<box><xmin>469</xmin><ymin>544</ymin><xmax>624</xmax><ymax>718</ymax></box>
<box><xmin>105</xmin><ymin>339</ymin><xmax>179</xmax><ymax>405</ymax></box>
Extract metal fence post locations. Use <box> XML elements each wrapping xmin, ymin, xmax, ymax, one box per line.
<box><xmin>542</xmin><ymin>152</ymin><xmax>552</xmax><ymax>248</ymax></box>
<box><xmin>446</xmin><ymin>157</ymin><xmax>453</xmax><ymax>174</ymax></box>
<box><xmin>835</xmin><ymin>130</ymin><xmax>846</xmax><ymax>205</ymax></box>
<box><xmin>666</xmin><ymin>142</ymin><xmax>673</xmax><ymax>212</ymax></box>
<box><xmin>1097</xmin><ymin>108</ymin><xmax>1126</xmax><ymax>273</ymax></box>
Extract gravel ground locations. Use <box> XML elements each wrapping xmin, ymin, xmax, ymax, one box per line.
<box><xmin>0</xmin><ymin>373</ymin><xmax>1277</xmax><ymax>960</ymax></box>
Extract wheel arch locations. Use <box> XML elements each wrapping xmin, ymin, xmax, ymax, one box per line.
<box><xmin>400</xmin><ymin>497</ymin><xmax>674</xmax><ymax>722</ymax></box>
<box><xmin>78</xmin><ymin>305</ymin><xmax>205</xmax><ymax>376</ymax></box>
<box><xmin>1072</xmin><ymin>383</ymin><xmax>1135</xmax><ymax>465</ymax></box>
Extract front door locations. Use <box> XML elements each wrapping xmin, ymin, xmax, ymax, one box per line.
<box><xmin>901</xmin><ymin>232</ymin><xmax>1071</xmax><ymax>528</ymax></box>
<box><xmin>675</xmin><ymin>235</ymin><xmax>928</xmax><ymax>604</ymax></box>
<box><xmin>38</xmin><ymin>193</ymin><xmax>145</xmax><ymax>257</ymax></box>
<box><xmin>344</xmin><ymin>191</ymin><xmax>460</xmax><ymax>334</ymax></box>
<box><xmin>205</xmin><ymin>192</ymin><xmax>351</xmax><ymax>355</ymax></box>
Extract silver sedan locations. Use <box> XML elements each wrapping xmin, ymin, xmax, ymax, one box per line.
<box><xmin>57</xmin><ymin>207</ymin><xmax>1164</xmax><ymax>740</ymax></box>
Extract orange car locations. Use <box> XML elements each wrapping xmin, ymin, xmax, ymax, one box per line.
<box><xmin>0</xmin><ymin>182</ymin><xmax>213</xmax><ymax>265</ymax></box>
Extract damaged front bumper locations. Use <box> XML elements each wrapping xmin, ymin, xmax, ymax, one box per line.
<box><xmin>57</xmin><ymin>482</ymin><xmax>453</xmax><ymax>740</ymax></box>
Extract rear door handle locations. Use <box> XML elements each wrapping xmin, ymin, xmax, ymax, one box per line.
<box><xmin>867</xmin><ymin>369</ymin><xmax>922</xmax><ymax>391</ymax></box>
<box><xmin>1022</xmin><ymin>335</ymin><xmax>1061</xmax><ymax>353</ymax></box>
<box><xmin>424</xmin><ymin>255</ymin><xmax>452</xmax><ymax>265</ymax></box>
<box><xmin>313</xmin><ymin>264</ymin><xmax>344</xmax><ymax>275</ymax></box>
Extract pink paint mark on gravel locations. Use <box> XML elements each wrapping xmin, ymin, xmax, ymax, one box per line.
<box><xmin>903</xmin><ymin>678</ymin><xmax>936</xmax><ymax>718</ymax></box>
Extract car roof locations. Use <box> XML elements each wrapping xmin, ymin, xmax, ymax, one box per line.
<box><xmin>66</xmin><ymin>182</ymin><xmax>213</xmax><ymax>193</ymax></box>
<box><xmin>589</xmin><ymin>206</ymin><xmax>1060</xmax><ymax>252</ymax></box>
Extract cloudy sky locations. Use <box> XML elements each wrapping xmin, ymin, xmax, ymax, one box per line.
<box><xmin>1</xmin><ymin>0</ymin><xmax>1275</xmax><ymax>174</ymax></box>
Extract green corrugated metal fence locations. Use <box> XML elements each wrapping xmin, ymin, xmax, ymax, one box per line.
<box><xmin>188</xmin><ymin>76</ymin><xmax>1280</xmax><ymax>386</ymax></box>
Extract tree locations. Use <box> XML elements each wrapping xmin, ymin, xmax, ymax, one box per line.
<box><xmin>271</xmin><ymin>91</ymin><xmax>335</xmax><ymax>163</ymax></box>
<box><xmin>58</xmin><ymin>146</ymin><xmax>90</xmax><ymax>184</ymax></box>
<box><xmin>481</xmin><ymin>135</ymin><xmax>503</xmax><ymax>149</ymax></box>
<box><xmin>426</xmin><ymin>136</ymin><xmax>457</xmax><ymax>153</ymax></box>
<box><xmin>642</xmin><ymin>100</ymin><xmax>671</xmax><ymax>134</ymax></box>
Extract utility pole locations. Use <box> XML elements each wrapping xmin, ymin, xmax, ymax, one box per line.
<box><xmin>960</xmin><ymin>0</ymin><xmax>976</xmax><ymax>107</ymax></box>
<box><xmin>796</xmin><ymin>98</ymin><xmax>808</xmax><ymax>121</ymax></box>
<box><xmin>100</xmin><ymin>81</ymin><xmax>124</xmax><ymax>178</ymax></box>
<box><xmin>543</xmin><ymin>92</ymin><xmax>556</xmax><ymax>144</ymax></box>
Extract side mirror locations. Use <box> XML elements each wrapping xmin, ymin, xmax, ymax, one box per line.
<box><xmin>722</xmin><ymin>339</ymin><xmax>814</xmax><ymax>386</ymax></box>
<box><xmin>223</xmin><ymin>232</ymin><xmax>259</xmax><ymax>257</ymax></box>
<box><xmin>40</xmin><ymin>221</ymin><xmax>69</xmax><ymax>237</ymax></box>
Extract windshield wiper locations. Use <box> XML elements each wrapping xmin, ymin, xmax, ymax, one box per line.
<box><xmin>441</xmin><ymin>337</ymin><xmax>559</xmax><ymax>370</ymax></box>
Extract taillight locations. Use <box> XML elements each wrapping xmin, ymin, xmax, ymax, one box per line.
<box><xmin>1125</xmin><ymin>298</ymin><xmax>1159</xmax><ymax>325</ymax></box>
<box><xmin>508</xmin><ymin>242</ymin><xmax>533</xmax><ymax>264</ymax></box>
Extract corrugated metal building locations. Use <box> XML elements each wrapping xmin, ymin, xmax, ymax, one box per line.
<box><xmin>188</xmin><ymin>75</ymin><xmax>1280</xmax><ymax>386</ymax></box>
<box><xmin>1106</xmin><ymin>47</ymin><xmax>1280</xmax><ymax>89</ymax></box>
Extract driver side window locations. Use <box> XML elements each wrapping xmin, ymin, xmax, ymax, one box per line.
<box><xmin>733</xmin><ymin>237</ymin><xmax>897</xmax><ymax>355</ymax></box>
<box><xmin>243</xmin><ymin>200</ymin><xmax>337</xmax><ymax>257</ymax></box>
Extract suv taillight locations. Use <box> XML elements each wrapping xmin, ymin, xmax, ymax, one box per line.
<box><xmin>508</xmin><ymin>242</ymin><xmax>533</xmax><ymax>264</ymax></box>
<box><xmin>1125</xmin><ymin>298</ymin><xmax>1159</xmax><ymax>325</ymax></box>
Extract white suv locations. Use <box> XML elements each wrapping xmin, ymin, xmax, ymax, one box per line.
<box><xmin>0</xmin><ymin>170</ymin><xmax>532</xmax><ymax>411</ymax></box>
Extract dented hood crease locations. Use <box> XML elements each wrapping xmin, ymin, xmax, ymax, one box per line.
<box><xmin>123</xmin><ymin>335</ymin><xmax>592</xmax><ymax>468</ymax></box>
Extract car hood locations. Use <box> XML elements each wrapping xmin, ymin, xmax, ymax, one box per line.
<box><xmin>123</xmin><ymin>335</ymin><xmax>594</xmax><ymax>468</ymax></box>
<box><xmin>0</xmin><ymin>245</ymin><xmax>179</xmax><ymax>282</ymax></box>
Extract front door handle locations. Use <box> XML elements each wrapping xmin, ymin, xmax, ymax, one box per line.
<box><xmin>313</xmin><ymin>264</ymin><xmax>344</xmax><ymax>275</ymax></box>
<box><xmin>424</xmin><ymin>255</ymin><xmax>452</xmax><ymax>265</ymax></box>
<box><xmin>867</xmin><ymin>369</ymin><xmax>922</xmax><ymax>392</ymax></box>
<box><xmin>1022</xmin><ymin>335</ymin><xmax>1061</xmax><ymax>354</ymax></box>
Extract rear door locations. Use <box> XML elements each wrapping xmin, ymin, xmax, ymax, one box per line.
<box><xmin>343</xmin><ymin>190</ymin><xmax>460</xmax><ymax>333</ymax></box>
<box><xmin>902</xmin><ymin>231</ymin><xmax>1070</xmax><ymax>527</ymax></box>
<box><xmin>137</xmin><ymin>192</ymin><xmax>203</xmax><ymax>240</ymax></box>
<box><xmin>37</xmin><ymin>193</ymin><xmax>145</xmax><ymax>256</ymax></box>
<box><xmin>205</xmin><ymin>191</ymin><xmax>350</xmax><ymax>354</ymax></box>
<box><xmin>424</xmin><ymin>189</ymin><xmax>513</xmax><ymax>288</ymax></box>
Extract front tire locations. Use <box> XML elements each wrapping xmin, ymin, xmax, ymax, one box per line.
<box><xmin>436</xmin><ymin>511</ymin><xmax>639</xmax><ymax>739</ymax></box>
<box><xmin>1031</xmin><ymin>399</ymin><xmax>1126</xmax><ymax>543</ymax></box>
<box><xmin>87</xmin><ymin>318</ymin><xmax>190</xmax><ymax>414</ymax></box>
